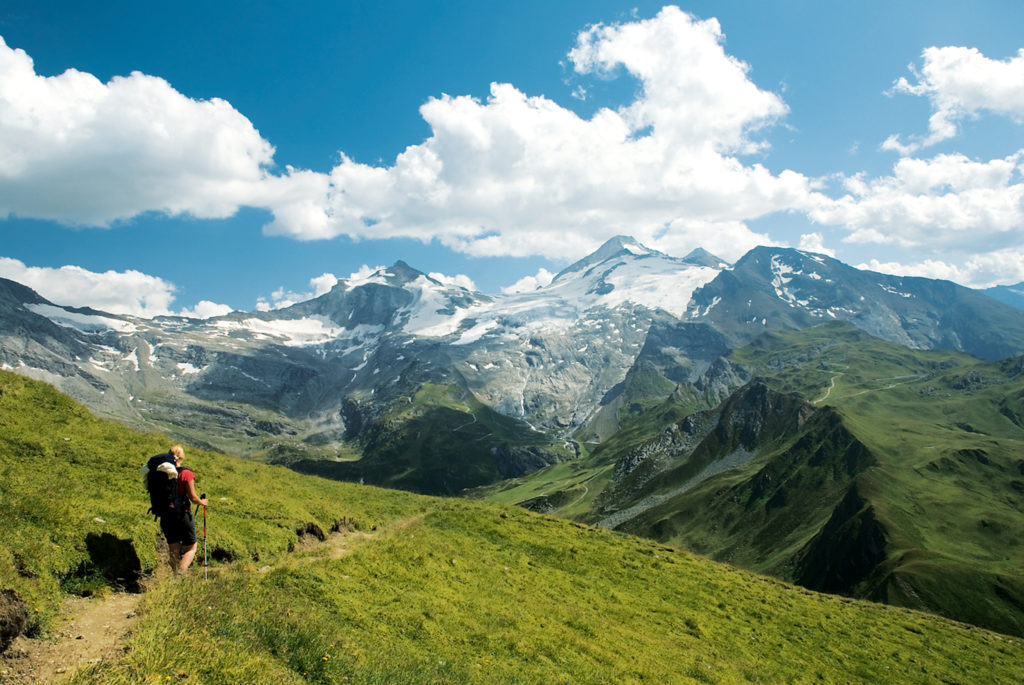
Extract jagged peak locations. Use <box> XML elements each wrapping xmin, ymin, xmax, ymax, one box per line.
<box><xmin>682</xmin><ymin>247</ymin><xmax>729</xmax><ymax>268</ymax></box>
<box><xmin>553</xmin><ymin>236</ymin><xmax>664</xmax><ymax>282</ymax></box>
<box><xmin>737</xmin><ymin>245</ymin><xmax>839</xmax><ymax>266</ymax></box>
<box><xmin>598</xmin><ymin>235</ymin><xmax>652</xmax><ymax>255</ymax></box>
<box><xmin>331</xmin><ymin>260</ymin><xmax>434</xmax><ymax>291</ymax></box>
<box><xmin>386</xmin><ymin>260</ymin><xmax>435</xmax><ymax>285</ymax></box>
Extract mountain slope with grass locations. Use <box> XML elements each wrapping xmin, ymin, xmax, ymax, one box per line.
<box><xmin>3</xmin><ymin>370</ymin><xmax>1023</xmax><ymax>683</ymax></box>
<box><xmin>477</xmin><ymin>323</ymin><xmax>1024</xmax><ymax>637</ymax></box>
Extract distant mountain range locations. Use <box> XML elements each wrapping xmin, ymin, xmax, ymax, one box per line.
<box><xmin>2</xmin><ymin>236</ymin><xmax>1023</xmax><ymax>485</ymax></box>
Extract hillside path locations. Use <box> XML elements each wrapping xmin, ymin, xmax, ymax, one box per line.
<box><xmin>1</xmin><ymin>592</ymin><xmax>139</xmax><ymax>684</ymax></box>
<box><xmin>813</xmin><ymin>374</ymin><xmax>841</xmax><ymax>405</ymax></box>
<box><xmin>0</xmin><ymin>515</ymin><xmax>420</xmax><ymax>682</ymax></box>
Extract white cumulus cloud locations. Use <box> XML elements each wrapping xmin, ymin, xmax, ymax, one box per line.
<box><xmin>883</xmin><ymin>46</ymin><xmax>1024</xmax><ymax>155</ymax></box>
<box><xmin>179</xmin><ymin>301</ymin><xmax>235</xmax><ymax>319</ymax></box>
<box><xmin>809</xmin><ymin>43</ymin><xmax>1024</xmax><ymax>286</ymax></box>
<box><xmin>256</xmin><ymin>272</ymin><xmax>339</xmax><ymax>311</ymax></box>
<box><xmin>502</xmin><ymin>268</ymin><xmax>556</xmax><ymax>294</ymax></box>
<box><xmin>568</xmin><ymin>8</ymin><xmax>787</xmax><ymax>155</ymax></box>
<box><xmin>859</xmin><ymin>258</ymin><xmax>964</xmax><ymax>283</ymax></box>
<box><xmin>0</xmin><ymin>9</ymin><xmax>820</xmax><ymax>265</ymax></box>
<box><xmin>0</xmin><ymin>37</ymin><xmax>274</xmax><ymax>226</ymax></box>
<box><xmin>810</xmin><ymin>151</ymin><xmax>1024</xmax><ymax>253</ymax></box>
<box><xmin>255</xmin><ymin>6</ymin><xmax>817</xmax><ymax>261</ymax></box>
<box><xmin>0</xmin><ymin>257</ymin><xmax>178</xmax><ymax>316</ymax></box>
<box><xmin>859</xmin><ymin>247</ymin><xmax>1024</xmax><ymax>289</ymax></box>
<box><xmin>0</xmin><ymin>257</ymin><xmax>235</xmax><ymax>318</ymax></box>
<box><xmin>797</xmin><ymin>232</ymin><xmax>836</xmax><ymax>257</ymax></box>
<box><xmin>429</xmin><ymin>272</ymin><xmax>477</xmax><ymax>290</ymax></box>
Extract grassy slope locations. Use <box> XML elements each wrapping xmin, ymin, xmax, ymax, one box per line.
<box><xmin>0</xmin><ymin>369</ymin><xmax>389</xmax><ymax>629</ymax></box>
<box><xmin>2</xmin><ymin>370</ymin><xmax>1023</xmax><ymax>683</ymax></box>
<box><xmin>476</xmin><ymin>323</ymin><xmax>1024</xmax><ymax>636</ymax></box>
<box><xmin>727</xmin><ymin>323</ymin><xmax>1024</xmax><ymax>633</ymax></box>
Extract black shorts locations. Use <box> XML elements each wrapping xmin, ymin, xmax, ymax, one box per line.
<box><xmin>160</xmin><ymin>510</ymin><xmax>196</xmax><ymax>546</ymax></box>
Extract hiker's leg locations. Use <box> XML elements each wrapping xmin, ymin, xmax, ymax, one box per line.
<box><xmin>179</xmin><ymin>543</ymin><xmax>198</xmax><ymax>573</ymax></box>
<box><xmin>167</xmin><ymin>542</ymin><xmax>182</xmax><ymax>570</ymax></box>
<box><xmin>161</xmin><ymin>516</ymin><xmax>181</xmax><ymax>570</ymax></box>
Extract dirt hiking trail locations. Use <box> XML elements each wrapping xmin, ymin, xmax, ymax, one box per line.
<box><xmin>1</xmin><ymin>592</ymin><xmax>139</xmax><ymax>683</ymax></box>
<box><xmin>0</xmin><ymin>517</ymin><xmax>401</xmax><ymax>683</ymax></box>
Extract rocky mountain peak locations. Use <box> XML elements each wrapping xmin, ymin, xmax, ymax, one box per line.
<box><xmin>553</xmin><ymin>235</ymin><xmax>661</xmax><ymax>282</ymax></box>
<box><xmin>682</xmin><ymin>247</ymin><xmax>729</xmax><ymax>268</ymax></box>
<box><xmin>385</xmin><ymin>260</ymin><xmax>434</xmax><ymax>286</ymax></box>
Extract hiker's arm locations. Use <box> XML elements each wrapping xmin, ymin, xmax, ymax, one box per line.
<box><xmin>186</xmin><ymin>478</ymin><xmax>209</xmax><ymax>507</ymax></box>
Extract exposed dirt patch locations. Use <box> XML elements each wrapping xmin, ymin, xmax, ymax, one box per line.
<box><xmin>326</xmin><ymin>530</ymin><xmax>375</xmax><ymax>559</ymax></box>
<box><xmin>0</xmin><ymin>593</ymin><xmax>139</xmax><ymax>683</ymax></box>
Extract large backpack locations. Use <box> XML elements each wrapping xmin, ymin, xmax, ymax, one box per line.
<box><xmin>143</xmin><ymin>453</ymin><xmax>184</xmax><ymax>519</ymax></box>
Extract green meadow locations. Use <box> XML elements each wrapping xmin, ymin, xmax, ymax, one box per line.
<box><xmin>2</xmin><ymin>369</ymin><xmax>1023</xmax><ymax>683</ymax></box>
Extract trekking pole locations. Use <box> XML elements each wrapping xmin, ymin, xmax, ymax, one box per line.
<box><xmin>201</xmin><ymin>493</ymin><xmax>208</xmax><ymax>581</ymax></box>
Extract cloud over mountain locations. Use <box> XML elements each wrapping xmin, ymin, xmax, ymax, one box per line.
<box><xmin>0</xmin><ymin>256</ymin><xmax>178</xmax><ymax>316</ymax></box>
<box><xmin>2</xmin><ymin>7</ymin><xmax>1024</xmax><ymax>297</ymax></box>
<box><xmin>808</xmin><ymin>151</ymin><xmax>1024</xmax><ymax>287</ymax></box>
<box><xmin>261</xmin><ymin>6</ymin><xmax>816</xmax><ymax>262</ymax></box>
<box><xmin>0</xmin><ymin>9</ymin><xmax>817</xmax><ymax>265</ymax></box>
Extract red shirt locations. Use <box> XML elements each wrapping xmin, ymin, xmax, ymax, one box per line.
<box><xmin>177</xmin><ymin>469</ymin><xmax>195</xmax><ymax>511</ymax></box>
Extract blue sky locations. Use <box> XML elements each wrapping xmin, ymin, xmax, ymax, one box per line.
<box><xmin>1</xmin><ymin>1</ymin><xmax>1023</xmax><ymax>316</ymax></box>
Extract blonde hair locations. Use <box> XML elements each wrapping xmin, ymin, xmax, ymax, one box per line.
<box><xmin>169</xmin><ymin>445</ymin><xmax>184</xmax><ymax>460</ymax></box>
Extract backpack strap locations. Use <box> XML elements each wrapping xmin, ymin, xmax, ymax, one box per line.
<box><xmin>173</xmin><ymin>469</ymin><xmax>189</xmax><ymax>513</ymax></box>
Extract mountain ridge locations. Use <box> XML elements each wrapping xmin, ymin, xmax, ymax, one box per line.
<box><xmin>3</xmin><ymin>237</ymin><xmax>1024</xmax><ymax>466</ymax></box>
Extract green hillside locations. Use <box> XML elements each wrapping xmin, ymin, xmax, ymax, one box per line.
<box><xmin>733</xmin><ymin>323</ymin><xmax>1024</xmax><ymax>634</ymax></box>
<box><xmin>2</xmin><ymin>369</ymin><xmax>1023</xmax><ymax>683</ymax></box>
<box><xmin>476</xmin><ymin>323</ymin><xmax>1024</xmax><ymax>637</ymax></box>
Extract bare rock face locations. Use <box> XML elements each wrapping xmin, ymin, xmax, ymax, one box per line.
<box><xmin>0</xmin><ymin>589</ymin><xmax>28</xmax><ymax>653</ymax></box>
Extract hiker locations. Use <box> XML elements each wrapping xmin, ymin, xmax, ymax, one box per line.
<box><xmin>158</xmin><ymin>445</ymin><xmax>208</xmax><ymax>576</ymax></box>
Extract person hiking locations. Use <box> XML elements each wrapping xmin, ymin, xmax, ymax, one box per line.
<box><xmin>158</xmin><ymin>445</ymin><xmax>208</xmax><ymax>576</ymax></box>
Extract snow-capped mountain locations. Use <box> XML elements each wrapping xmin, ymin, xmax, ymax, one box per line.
<box><xmin>3</xmin><ymin>236</ymin><xmax>1024</xmax><ymax>491</ymax></box>
<box><xmin>687</xmin><ymin>246</ymin><xmax>1024</xmax><ymax>360</ymax></box>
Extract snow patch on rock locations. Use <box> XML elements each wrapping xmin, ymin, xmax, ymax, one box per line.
<box><xmin>26</xmin><ymin>304</ymin><xmax>137</xmax><ymax>333</ymax></box>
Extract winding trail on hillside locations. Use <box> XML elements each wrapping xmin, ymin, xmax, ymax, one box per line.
<box><xmin>843</xmin><ymin>373</ymin><xmax>927</xmax><ymax>399</ymax></box>
<box><xmin>813</xmin><ymin>374</ymin><xmax>841</xmax><ymax>405</ymax></box>
<box><xmin>568</xmin><ymin>484</ymin><xmax>590</xmax><ymax>510</ymax></box>
<box><xmin>0</xmin><ymin>514</ymin><xmax>422</xmax><ymax>682</ymax></box>
<box><xmin>1</xmin><ymin>593</ymin><xmax>139</xmax><ymax>683</ymax></box>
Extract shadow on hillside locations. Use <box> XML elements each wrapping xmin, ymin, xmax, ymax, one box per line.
<box><xmin>63</xmin><ymin>533</ymin><xmax>143</xmax><ymax>594</ymax></box>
